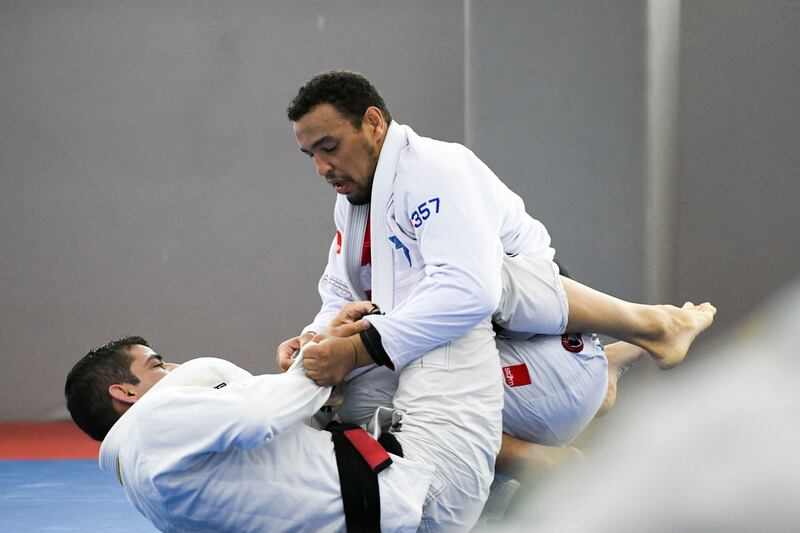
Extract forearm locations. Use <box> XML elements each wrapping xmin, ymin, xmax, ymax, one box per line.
<box><xmin>362</xmin><ymin>269</ymin><xmax>501</xmax><ymax>370</ymax></box>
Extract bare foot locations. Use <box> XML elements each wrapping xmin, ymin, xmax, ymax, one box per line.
<box><xmin>635</xmin><ymin>302</ymin><xmax>717</xmax><ymax>370</ymax></box>
<box><xmin>596</xmin><ymin>342</ymin><xmax>646</xmax><ymax>417</ymax></box>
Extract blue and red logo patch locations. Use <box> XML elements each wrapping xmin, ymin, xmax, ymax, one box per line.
<box><xmin>561</xmin><ymin>333</ymin><xmax>584</xmax><ymax>353</ymax></box>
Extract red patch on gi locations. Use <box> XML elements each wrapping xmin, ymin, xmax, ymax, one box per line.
<box><xmin>335</xmin><ymin>231</ymin><xmax>342</xmax><ymax>255</ymax></box>
<box><xmin>502</xmin><ymin>363</ymin><xmax>532</xmax><ymax>387</ymax></box>
<box><xmin>561</xmin><ymin>333</ymin><xmax>584</xmax><ymax>353</ymax></box>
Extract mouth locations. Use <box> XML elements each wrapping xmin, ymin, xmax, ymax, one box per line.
<box><xmin>328</xmin><ymin>177</ymin><xmax>351</xmax><ymax>195</ymax></box>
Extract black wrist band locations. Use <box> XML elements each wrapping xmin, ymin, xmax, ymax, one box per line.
<box><xmin>359</xmin><ymin>327</ymin><xmax>392</xmax><ymax>368</ymax></box>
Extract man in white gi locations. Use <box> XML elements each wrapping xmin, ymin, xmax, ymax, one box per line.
<box><xmin>279</xmin><ymin>70</ymin><xmax>716</xmax><ymax>530</ymax></box>
<box><xmin>64</xmin><ymin>336</ymin><xmax>434</xmax><ymax>533</ymax></box>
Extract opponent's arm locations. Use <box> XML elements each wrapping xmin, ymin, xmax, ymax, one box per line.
<box><xmin>139</xmin><ymin>357</ymin><xmax>331</xmax><ymax>469</ymax></box>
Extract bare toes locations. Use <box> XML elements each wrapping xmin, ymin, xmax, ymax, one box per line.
<box><xmin>699</xmin><ymin>302</ymin><xmax>717</xmax><ymax>314</ymax></box>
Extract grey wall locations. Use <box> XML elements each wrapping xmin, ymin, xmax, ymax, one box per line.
<box><xmin>0</xmin><ymin>0</ymin><xmax>464</xmax><ymax>421</ymax></box>
<box><xmin>466</xmin><ymin>0</ymin><xmax>647</xmax><ymax>302</ymax></box>
<box><xmin>674</xmin><ymin>0</ymin><xmax>800</xmax><ymax>332</ymax></box>
<box><xmin>2</xmin><ymin>1</ymin><xmax>798</xmax><ymax>422</ymax></box>
<box><xmin>467</xmin><ymin>0</ymin><xmax>800</xmax><ymax>336</ymax></box>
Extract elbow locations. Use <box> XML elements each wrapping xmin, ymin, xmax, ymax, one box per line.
<box><xmin>428</xmin><ymin>262</ymin><xmax>503</xmax><ymax>321</ymax></box>
<box><xmin>466</xmin><ymin>274</ymin><xmax>502</xmax><ymax>320</ymax></box>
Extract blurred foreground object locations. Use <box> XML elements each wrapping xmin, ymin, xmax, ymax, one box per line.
<box><xmin>487</xmin><ymin>280</ymin><xmax>800</xmax><ymax>533</ymax></box>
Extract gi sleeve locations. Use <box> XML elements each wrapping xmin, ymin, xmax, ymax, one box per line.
<box><xmin>363</xmin><ymin>145</ymin><xmax>505</xmax><ymax>371</ymax></box>
<box><xmin>136</xmin><ymin>357</ymin><xmax>331</xmax><ymax>472</ymax></box>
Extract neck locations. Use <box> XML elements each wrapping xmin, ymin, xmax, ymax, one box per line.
<box><xmin>376</xmin><ymin>122</ymin><xmax>390</xmax><ymax>153</ymax></box>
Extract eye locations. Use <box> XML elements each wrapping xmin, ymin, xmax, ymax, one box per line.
<box><xmin>323</xmin><ymin>144</ymin><xmax>338</xmax><ymax>153</ymax></box>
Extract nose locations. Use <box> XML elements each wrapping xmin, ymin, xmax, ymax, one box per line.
<box><xmin>314</xmin><ymin>154</ymin><xmax>333</xmax><ymax>177</ymax></box>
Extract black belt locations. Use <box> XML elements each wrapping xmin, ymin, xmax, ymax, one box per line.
<box><xmin>325</xmin><ymin>422</ymin><xmax>403</xmax><ymax>533</ymax></box>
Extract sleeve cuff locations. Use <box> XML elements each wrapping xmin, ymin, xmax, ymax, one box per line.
<box><xmin>359</xmin><ymin>327</ymin><xmax>395</xmax><ymax>371</ymax></box>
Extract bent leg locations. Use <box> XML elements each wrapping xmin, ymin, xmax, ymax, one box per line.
<box><xmin>494</xmin><ymin>256</ymin><xmax>716</xmax><ymax>369</ymax></box>
<box><xmin>561</xmin><ymin>277</ymin><xmax>716</xmax><ymax>369</ymax></box>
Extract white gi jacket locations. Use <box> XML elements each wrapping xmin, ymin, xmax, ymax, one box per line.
<box><xmin>305</xmin><ymin>123</ymin><xmax>555</xmax><ymax>370</ymax></box>
<box><xmin>99</xmin><ymin>357</ymin><xmax>433</xmax><ymax>533</ymax></box>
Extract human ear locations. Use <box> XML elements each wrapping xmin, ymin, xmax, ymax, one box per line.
<box><xmin>108</xmin><ymin>383</ymin><xmax>139</xmax><ymax>405</ymax></box>
<box><xmin>363</xmin><ymin>107</ymin><xmax>386</xmax><ymax>140</ymax></box>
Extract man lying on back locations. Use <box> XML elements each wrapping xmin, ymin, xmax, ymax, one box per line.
<box><xmin>65</xmin><ymin>336</ymin><xmax>432</xmax><ymax>532</ymax></box>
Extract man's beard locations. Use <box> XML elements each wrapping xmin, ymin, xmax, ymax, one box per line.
<box><xmin>347</xmin><ymin>184</ymin><xmax>372</xmax><ymax>205</ymax></box>
<box><xmin>346</xmin><ymin>140</ymin><xmax>377</xmax><ymax>205</ymax></box>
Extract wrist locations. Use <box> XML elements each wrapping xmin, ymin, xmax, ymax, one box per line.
<box><xmin>348</xmin><ymin>334</ymin><xmax>375</xmax><ymax>369</ymax></box>
<box><xmin>358</xmin><ymin>327</ymin><xmax>395</xmax><ymax>370</ymax></box>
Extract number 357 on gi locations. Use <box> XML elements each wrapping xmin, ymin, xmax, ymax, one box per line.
<box><xmin>410</xmin><ymin>197</ymin><xmax>441</xmax><ymax>228</ymax></box>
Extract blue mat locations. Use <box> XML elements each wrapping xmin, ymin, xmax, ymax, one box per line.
<box><xmin>0</xmin><ymin>460</ymin><xmax>158</xmax><ymax>532</ymax></box>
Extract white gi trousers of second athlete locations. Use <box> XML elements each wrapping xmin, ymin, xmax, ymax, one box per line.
<box><xmin>390</xmin><ymin>320</ymin><xmax>503</xmax><ymax>532</ymax></box>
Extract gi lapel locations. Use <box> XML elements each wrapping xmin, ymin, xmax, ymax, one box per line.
<box><xmin>369</xmin><ymin>122</ymin><xmax>408</xmax><ymax>313</ymax></box>
<box><xmin>339</xmin><ymin>196</ymin><xmax>370</xmax><ymax>301</ymax></box>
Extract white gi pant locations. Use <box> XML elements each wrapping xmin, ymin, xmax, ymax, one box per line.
<box><xmin>335</xmin><ymin>323</ymin><xmax>503</xmax><ymax>532</ymax></box>
<box><xmin>493</xmin><ymin>254</ymin><xmax>569</xmax><ymax>338</ymax></box>
<box><xmin>497</xmin><ymin>334</ymin><xmax>607</xmax><ymax>446</ymax></box>
<box><xmin>392</xmin><ymin>322</ymin><xmax>503</xmax><ymax>532</ymax></box>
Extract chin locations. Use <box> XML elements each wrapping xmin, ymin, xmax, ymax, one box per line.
<box><xmin>346</xmin><ymin>194</ymin><xmax>370</xmax><ymax>206</ymax></box>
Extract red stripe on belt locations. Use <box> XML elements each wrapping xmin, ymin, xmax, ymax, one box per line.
<box><xmin>343</xmin><ymin>428</ymin><xmax>392</xmax><ymax>473</ymax></box>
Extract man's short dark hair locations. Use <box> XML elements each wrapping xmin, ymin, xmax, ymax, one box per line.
<box><xmin>287</xmin><ymin>70</ymin><xmax>392</xmax><ymax>127</ymax></box>
<box><xmin>65</xmin><ymin>336</ymin><xmax>147</xmax><ymax>442</ymax></box>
